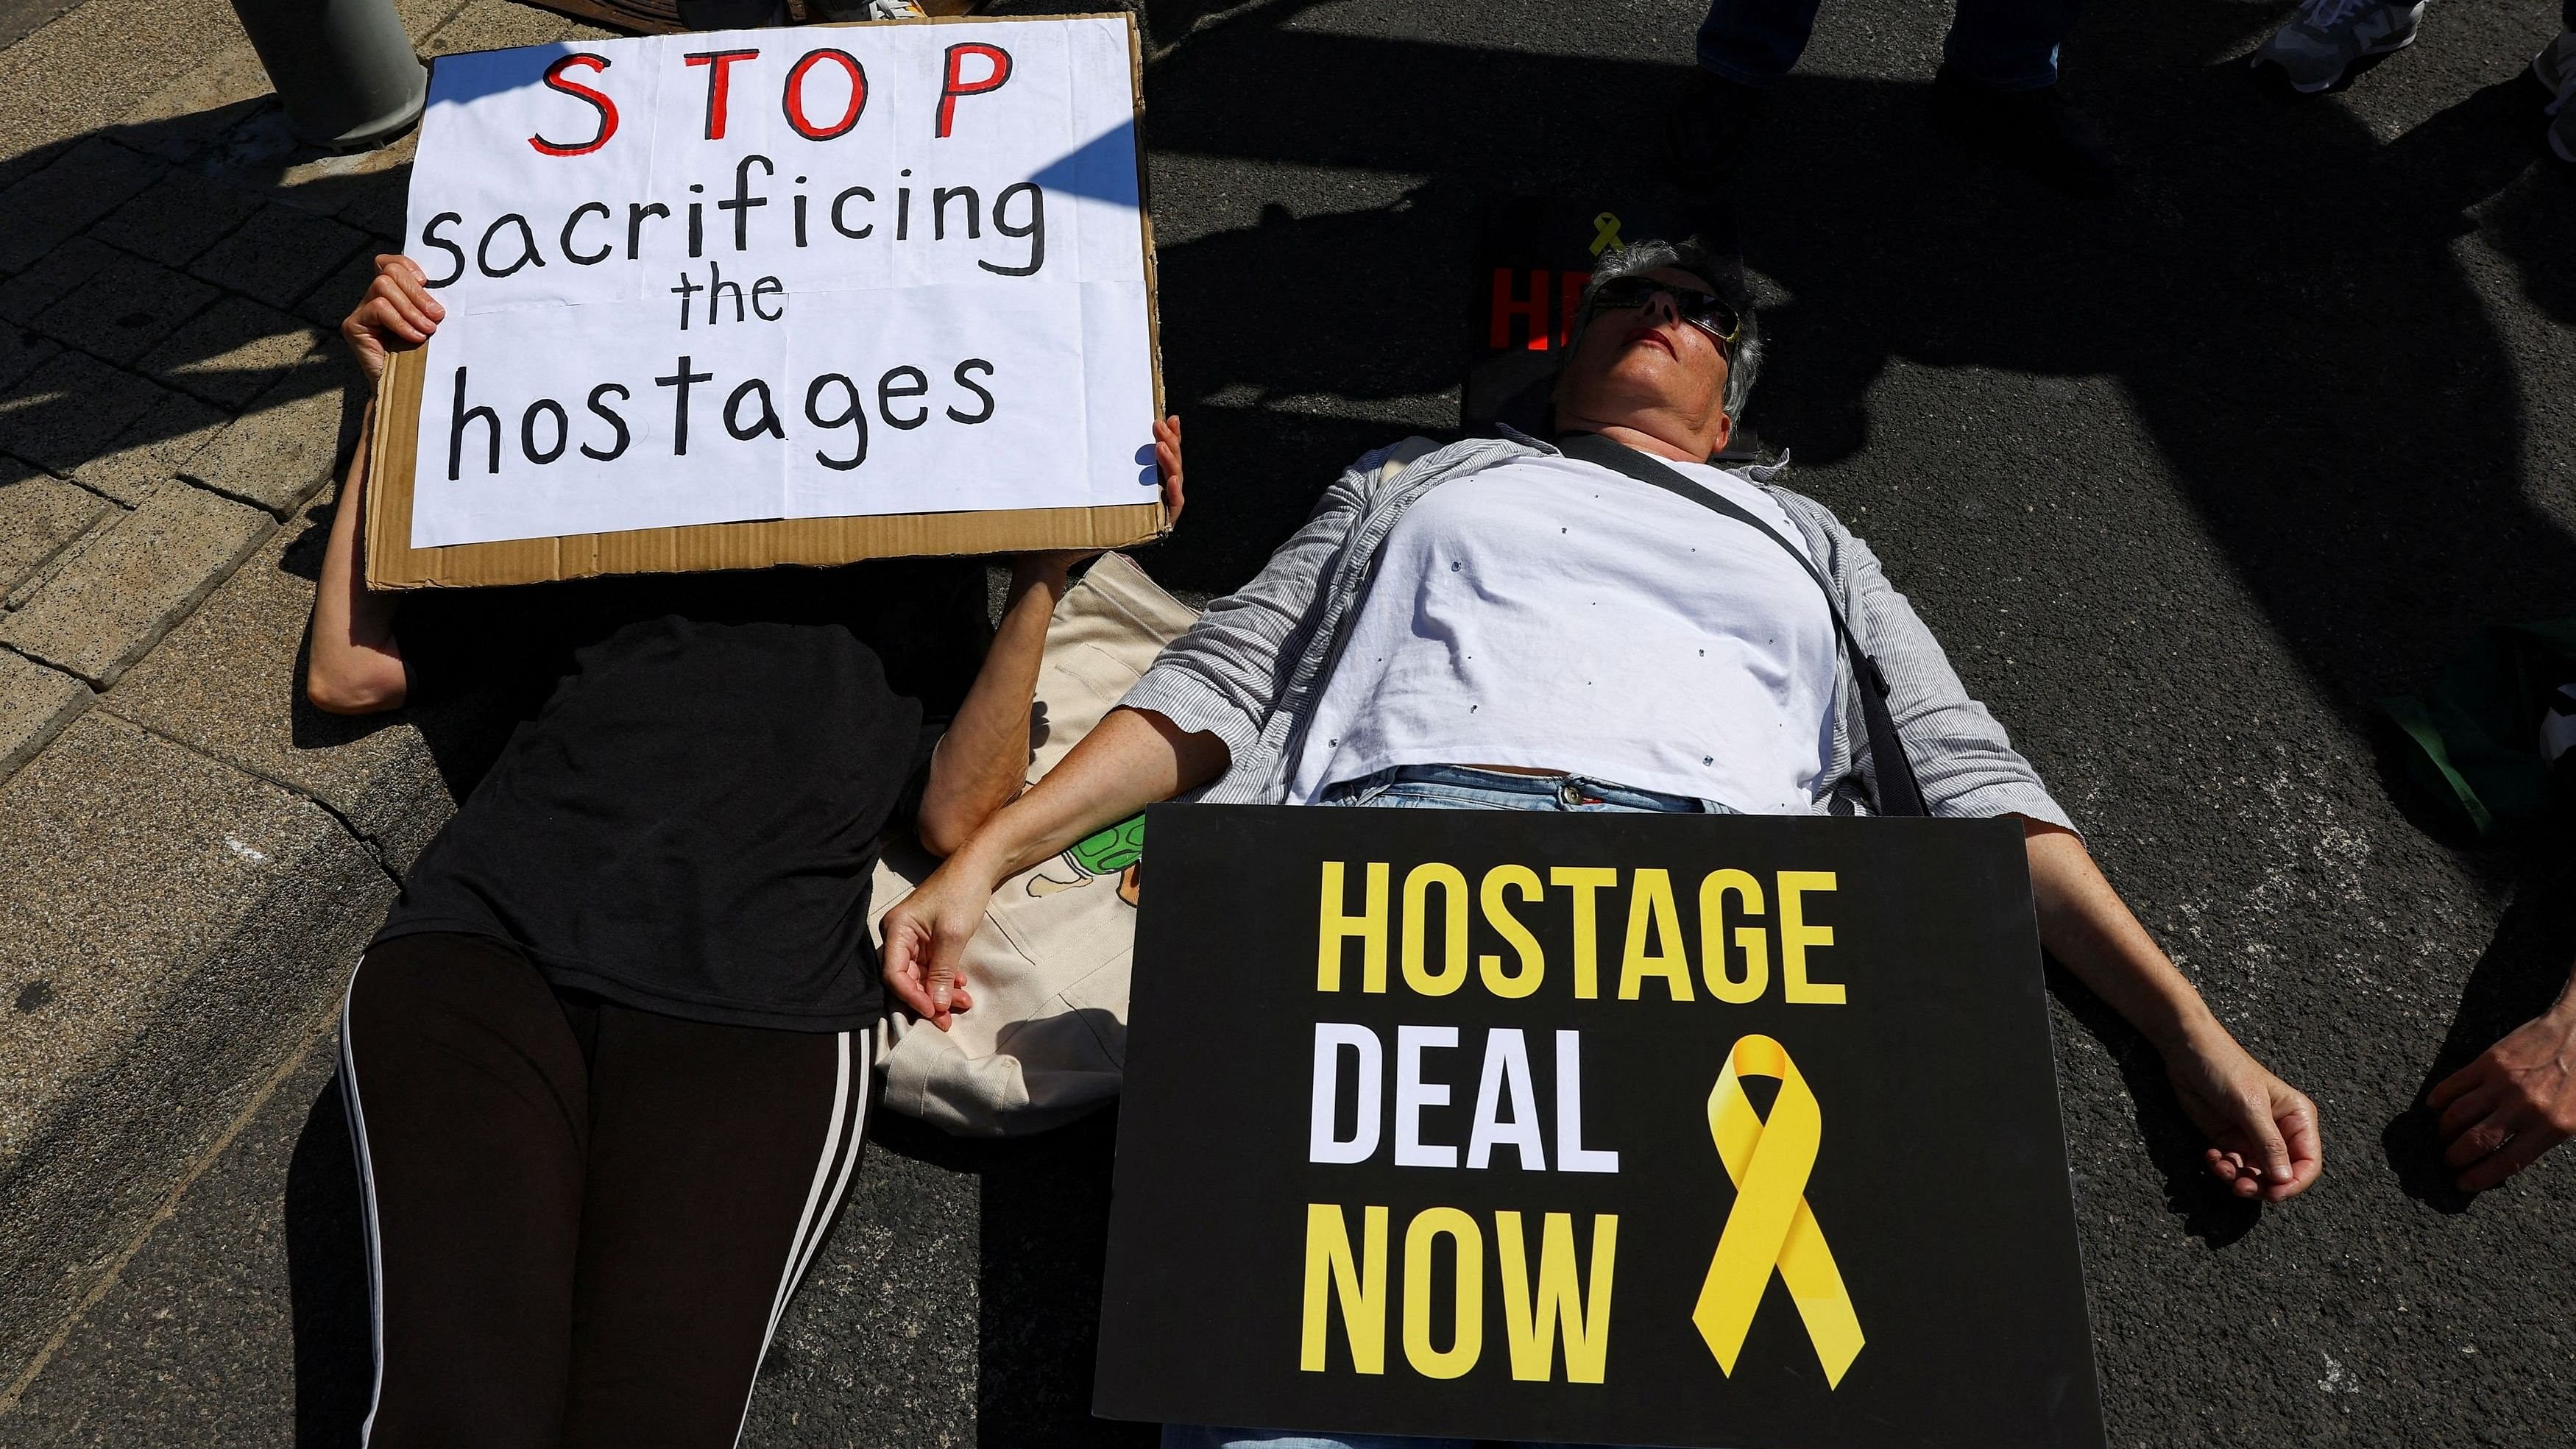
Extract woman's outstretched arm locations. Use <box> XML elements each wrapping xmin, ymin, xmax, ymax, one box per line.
<box><xmin>2025</xmin><ymin>820</ymin><xmax>2322</xmax><ymax>1202</ymax></box>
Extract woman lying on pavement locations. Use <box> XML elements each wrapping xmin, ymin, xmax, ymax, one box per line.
<box><xmin>308</xmin><ymin>252</ymin><xmax>1183</xmax><ymax>1449</ymax></box>
<box><xmin>880</xmin><ymin>236</ymin><xmax>2323</xmax><ymax>1449</ymax></box>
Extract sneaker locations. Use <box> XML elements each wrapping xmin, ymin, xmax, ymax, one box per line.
<box><xmin>2536</xmin><ymin>29</ymin><xmax>2576</xmax><ymax>163</ymax></box>
<box><xmin>1929</xmin><ymin>68</ymin><xmax>2117</xmax><ymax>196</ymax></box>
<box><xmin>1664</xmin><ymin>69</ymin><xmax>1769</xmax><ymax>189</ymax></box>
<box><xmin>2529</xmin><ymin>26</ymin><xmax>2576</xmax><ymax>96</ymax></box>
<box><xmin>2543</xmin><ymin>683</ymin><xmax>2576</xmax><ymax>764</ymax></box>
<box><xmin>2253</xmin><ymin>0</ymin><xmax>2425</xmax><ymax>94</ymax></box>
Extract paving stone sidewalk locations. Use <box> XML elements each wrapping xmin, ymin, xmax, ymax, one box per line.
<box><xmin>0</xmin><ymin>0</ymin><xmax>618</xmax><ymax>1406</ymax></box>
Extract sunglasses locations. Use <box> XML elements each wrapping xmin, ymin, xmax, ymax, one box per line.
<box><xmin>1585</xmin><ymin>277</ymin><xmax>1744</xmax><ymax>354</ymax></box>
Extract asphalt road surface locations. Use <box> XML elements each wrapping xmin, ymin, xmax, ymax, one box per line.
<box><xmin>10</xmin><ymin>0</ymin><xmax>2575</xmax><ymax>1445</ymax></box>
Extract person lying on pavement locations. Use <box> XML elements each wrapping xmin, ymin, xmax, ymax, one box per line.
<box><xmin>881</xmin><ymin>236</ymin><xmax>2319</xmax><ymax>1204</ymax></box>
<box><xmin>305</xmin><ymin>251</ymin><xmax>1183</xmax><ymax>1449</ymax></box>
<box><xmin>882</xmin><ymin>235</ymin><xmax>2318</xmax><ymax>1449</ymax></box>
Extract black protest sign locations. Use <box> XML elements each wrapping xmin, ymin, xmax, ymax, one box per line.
<box><xmin>1095</xmin><ymin>805</ymin><xmax>2105</xmax><ymax>1449</ymax></box>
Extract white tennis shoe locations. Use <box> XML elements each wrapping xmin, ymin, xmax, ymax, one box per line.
<box><xmin>2253</xmin><ymin>0</ymin><xmax>2425</xmax><ymax>93</ymax></box>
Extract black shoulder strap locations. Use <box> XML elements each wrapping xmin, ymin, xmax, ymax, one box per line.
<box><xmin>1554</xmin><ymin>431</ymin><xmax>1928</xmax><ymax>818</ymax></box>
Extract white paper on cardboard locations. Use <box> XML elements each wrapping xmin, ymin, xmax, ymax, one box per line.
<box><xmin>401</xmin><ymin>17</ymin><xmax>1154</xmax><ymax>549</ymax></box>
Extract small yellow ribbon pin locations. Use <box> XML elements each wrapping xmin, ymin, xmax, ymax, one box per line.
<box><xmin>1691</xmin><ymin>1035</ymin><xmax>1865</xmax><ymax>1388</ymax></box>
<box><xmin>1588</xmin><ymin>211</ymin><xmax>1624</xmax><ymax>256</ymax></box>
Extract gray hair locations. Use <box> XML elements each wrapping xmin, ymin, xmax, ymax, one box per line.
<box><xmin>1574</xmin><ymin>239</ymin><xmax>1762</xmax><ymax>424</ymax></box>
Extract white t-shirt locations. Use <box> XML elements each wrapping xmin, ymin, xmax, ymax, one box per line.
<box><xmin>1289</xmin><ymin>453</ymin><xmax>1839</xmax><ymax>812</ymax></box>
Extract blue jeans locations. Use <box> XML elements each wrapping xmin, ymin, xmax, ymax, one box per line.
<box><xmin>1319</xmin><ymin>763</ymin><xmax>1734</xmax><ymax>816</ymax></box>
<box><xmin>1698</xmin><ymin>0</ymin><xmax>2081</xmax><ymax>91</ymax></box>
<box><xmin>1166</xmin><ymin>765</ymin><xmax>1689</xmax><ymax>1449</ymax></box>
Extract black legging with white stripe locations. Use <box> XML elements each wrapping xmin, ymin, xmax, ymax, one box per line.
<box><xmin>340</xmin><ymin>932</ymin><xmax>870</xmax><ymax>1449</ymax></box>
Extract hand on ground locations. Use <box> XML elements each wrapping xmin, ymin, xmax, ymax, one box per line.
<box><xmin>342</xmin><ymin>255</ymin><xmax>444</xmax><ymax>386</ymax></box>
<box><xmin>2431</xmin><ymin>1005</ymin><xmax>2576</xmax><ymax>1192</ymax></box>
<box><xmin>2162</xmin><ymin>1034</ymin><xmax>2323</xmax><ymax>1201</ymax></box>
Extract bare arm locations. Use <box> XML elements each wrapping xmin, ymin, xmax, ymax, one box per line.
<box><xmin>2025</xmin><ymin>819</ymin><xmax>2321</xmax><ymax>1201</ymax></box>
<box><xmin>959</xmin><ymin>705</ymin><xmax>1228</xmax><ymax>880</ymax></box>
<box><xmin>307</xmin><ymin>255</ymin><xmax>444</xmax><ymax>715</ymax></box>
<box><xmin>915</xmin><ymin>417</ymin><xmax>1186</xmax><ymax>857</ymax></box>
<box><xmin>882</xmin><ymin>705</ymin><xmax>1228</xmax><ymax>1027</ymax></box>
<box><xmin>916</xmin><ymin>557</ymin><xmax>1072</xmax><ymax>857</ymax></box>
<box><xmin>305</xmin><ymin>403</ymin><xmax>407</xmax><ymax>714</ymax></box>
<box><xmin>917</xmin><ymin>414</ymin><xmax>1185</xmax><ymax>854</ymax></box>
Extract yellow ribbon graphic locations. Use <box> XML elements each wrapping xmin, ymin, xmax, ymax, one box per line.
<box><xmin>1691</xmin><ymin>1035</ymin><xmax>1865</xmax><ymax>1388</ymax></box>
<box><xmin>1588</xmin><ymin>211</ymin><xmax>1624</xmax><ymax>255</ymax></box>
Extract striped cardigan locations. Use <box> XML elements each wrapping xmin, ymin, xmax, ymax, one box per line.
<box><xmin>1120</xmin><ymin>433</ymin><xmax>2073</xmax><ymax>830</ymax></box>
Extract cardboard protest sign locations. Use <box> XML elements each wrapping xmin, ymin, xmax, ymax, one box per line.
<box><xmin>1096</xmin><ymin>806</ymin><xmax>2106</xmax><ymax>1449</ymax></box>
<box><xmin>367</xmin><ymin>14</ymin><xmax>1163</xmax><ymax>588</ymax></box>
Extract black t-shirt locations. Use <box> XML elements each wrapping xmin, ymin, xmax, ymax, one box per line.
<box><xmin>374</xmin><ymin>559</ymin><xmax>988</xmax><ymax>1032</ymax></box>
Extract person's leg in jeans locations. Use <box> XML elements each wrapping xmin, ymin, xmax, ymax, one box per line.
<box><xmin>2547</xmin><ymin>0</ymin><xmax>2576</xmax><ymax>163</ymax></box>
<box><xmin>1694</xmin><ymin>0</ymin><xmax>1828</xmax><ymax>87</ymax></box>
<box><xmin>559</xmin><ymin>1007</ymin><xmax>868</xmax><ymax>1448</ymax></box>
<box><xmin>342</xmin><ymin>934</ymin><xmax>592</xmax><ymax>1449</ymax></box>
<box><xmin>1939</xmin><ymin>0</ymin><xmax>2087</xmax><ymax>90</ymax></box>
<box><xmin>1669</xmin><ymin>0</ymin><xmax>1827</xmax><ymax>182</ymax></box>
<box><xmin>1927</xmin><ymin>0</ymin><xmax>2115</xmax><ymax>191</ymax></box>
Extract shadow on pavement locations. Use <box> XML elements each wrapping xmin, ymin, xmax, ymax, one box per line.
<box><xmin>284</xmin><ymin>1081</ymin><xmax>372</xmax><ymax>1449</ymax></box>
<box><xmin>1140</xmin><ymin>0</ymin><xmax>2576</xmax><ymax>702</ymax></box>
<box><xmin>866</xmin><ymin>1105</ymin><xmax>1161</xmax><ymax>1448</ymax></box>
<box><xmin>1</xmin><ymin>104</ymin><xmax>404</xmax><ymax>463</ymax></box>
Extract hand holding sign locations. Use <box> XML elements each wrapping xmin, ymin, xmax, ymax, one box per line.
<box><xmin>1017</xmin><ymin>413</ymin><xmax>1184</xmax><ymax>576</ymax></box>
<box><xmin>343</xmin><ymin>255</ymin><xmax>445</xmax><ymax>387</ymax></box>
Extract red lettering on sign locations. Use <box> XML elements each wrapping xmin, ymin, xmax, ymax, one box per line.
<box><xmin>1560</xmin><ymin>270</ymin><xmax>1585</xmax><ymax>349</ymax></box>
<box><xmin>528</xmin><ymin>53</ymin><xmax>618</xmax><ymax>157</ymax></box>
<box><xmin>781</xmin><ymin>48</ymin><xmax>867</xmax><ymax>141</ymax></box>
<box><xmin>682</xmin><ymin>48</ymin><xmax>761</xmax><ymax>141</ymax></box>
<box><xmin>1490</xmin><ymin>268</ymin><xmax>1551</xmax><ymax>352</ymax></box>
<box><xmin>935</xmin><ymin>43</ymin><xmax>1013</xmax><ymax>138</ymax></box>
